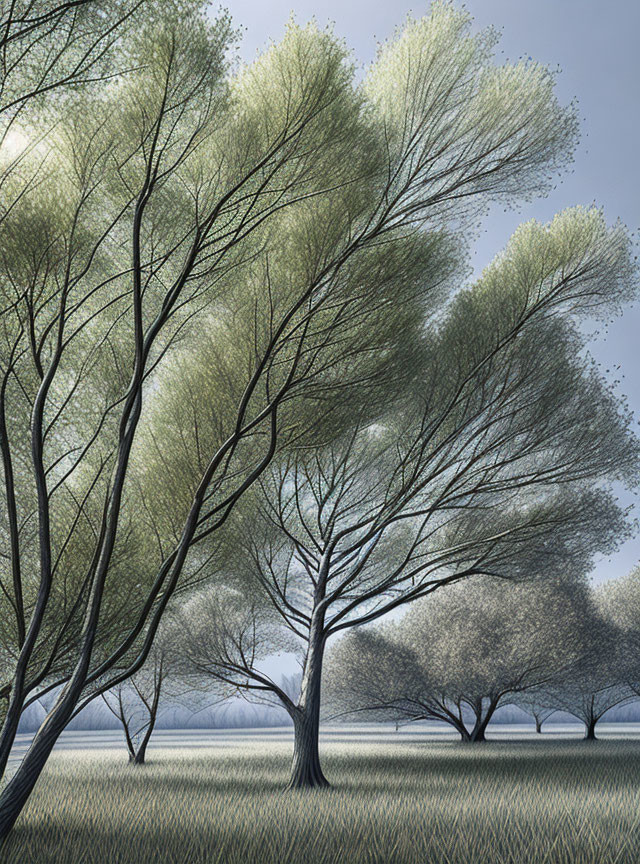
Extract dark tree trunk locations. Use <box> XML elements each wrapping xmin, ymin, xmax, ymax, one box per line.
<box><xmin>535</xmin><ymin>718</ymin><xmax>542</xmax><ymax>734</ymax></box>
<box><xmin>288</xmin><ymin>708</ymin><xmax>328</xmax><ymax>789</ymax></box>
<box><xmin>0</xmin><ymin>639</ymin><xmax>97</xmax><ymax>842</ymax></box>
<box><xmin>129</xmin><ymin>663</ymin><xmax>162</xmax><ymax>767</ymax></box>
<box><xmin>584</xmin><ymin>718</ymin><xmax>598</xmax><ymax>741</ymax></box>
<box><xmin>133</xmin><ymin>743</ymin><xmax>148</xmax><ymax>765</ymax></box>
<box><xmin>286</xmin><ymin>613</ymin><xmax>328</xmax><ymax>790</ymax></box>
<box><xmin>467</xmin><ymin>696</ymin><xmax>499</xmax><ymax>743</ymax></box>
<box><xmin>123</xmin><ymin>720</ymin><xmax>136</xmax><ymax>763</ymax></box>
<box><xmin>0</xmin><ymin>682</ymin><xmax>28</xmax><ymax>782</ymax></box>
<box><xmin>0</xmin><ymin>698</ymin><xmax>72</xmax><ymax>840</ymax></box>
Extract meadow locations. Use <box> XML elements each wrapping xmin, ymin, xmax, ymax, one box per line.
<box><xmin>2</xmin><ymin>726</ymin><xmax>640</xmax><ymax>864</ymax></box>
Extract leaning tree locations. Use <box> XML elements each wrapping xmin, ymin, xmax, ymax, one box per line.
<box><xmin>324</xmin><ymin>575</ymin><xmax>595</xmax><ymax>742</ymax></box>
<box><xmin>0</xmin><ymin>0</ymin><xmax>592</xmax><ymax>835</ymax></box>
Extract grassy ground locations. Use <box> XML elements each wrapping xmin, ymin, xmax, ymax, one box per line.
<box><xmin>3</xmin><ymin>735</ymin><xmax>640</xmax><ymax>863</ymax></box>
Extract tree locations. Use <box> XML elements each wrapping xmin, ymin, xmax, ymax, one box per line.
<box><xmin>544</xmin><ymin>588</ymin><xmax>636</xmax><ymax>740</ymax></box>
<box><xmin>164</xmin><ymin>252</ymin><xmax>638</xmax><ymax>782</ymax></box>
<box><xmin>102</xmin><ymin>646</ymin><xmax>170</xmax><ymax>764</ymax></box>
<box><xmin>0</xmin><ymin>0</ymin><xmax>628</xmax><ymax>834</ymax></box>
<box><xmin>324</xmin><ymin>576</ymin><xmax>595</xmax><ymax>742</ymax></box>
<box><xmin>514</xmin><ymin>695</ymin><xmax>556</xmax><ymax>734</ymax></box>
<box><xmin>599</xmin><ymin>565</ymin><xmax>640</xmax><ymax>698</ymax></box>
<box><xmin>101</xmin><ymin>639</ymin><xmax>224</xmax><ymax>764</ymax></box>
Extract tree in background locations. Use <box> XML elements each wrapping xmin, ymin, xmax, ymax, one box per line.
<box><xmin>100</xmin><ymin>642</ymin><xmax>221</xmax><ymax>765</ymax></box>
<box><xmin>599</xmin><ymin>565</ymin><xmax>640</xmax><ymax>700</ymax></box>
<box><xmin>539</xmin><ymin>589</ymin><xmax>634</xmax><ymax>740</ymax></box>
<box><xmin>324</xmin><ymin>576</ymin><xmax>595</xmax><ymax>742</ymax></box>
<box><xmin>0</xmin><ymin>0</ymin><xmax>635</xmax><ymax>834</ymax></box>
<box><xmin>514</xmin><ymin>695</ymin><xmax>556</xmax><ymax>734</ymax></box>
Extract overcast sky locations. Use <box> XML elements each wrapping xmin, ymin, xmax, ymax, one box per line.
<box><xmin>224</xmin><ymin>0</ymin><xmax>640</xmax><ymax>584</ymax></box>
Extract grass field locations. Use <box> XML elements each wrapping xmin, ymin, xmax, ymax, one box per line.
<box><xmin>3</xmin><ymin>729</ymin><xmax>640</xmax><ymax>863</ymax></box>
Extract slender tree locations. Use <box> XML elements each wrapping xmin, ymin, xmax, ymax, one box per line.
<box><xmin>514</xmin><ymin>696</ymin><xmax>556</xmax><ymax>734</ymax></box>
<box><xmin>101</xmin><ymin>640</ymin><xmax>221</xmax><ymax>764</ymax></box>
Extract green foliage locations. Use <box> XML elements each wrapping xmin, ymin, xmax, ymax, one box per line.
<box><xmin>0</xmin><ymin>0</ymin><xmax>637</xmax><ymax>828</ymax></box>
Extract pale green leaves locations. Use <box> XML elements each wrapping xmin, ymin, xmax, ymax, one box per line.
<box><xmin>364</xmin><ymin>1</ymin><xmax>578</xmax><ymax>223</ymax></box>
<box><xmin>476</xmin><ymin>207</ymin><xmax>636</xmax><ymax>320</ymax></box>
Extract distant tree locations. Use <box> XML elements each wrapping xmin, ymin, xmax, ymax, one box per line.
<box><xmin>101</xmin><ymin>637</ymin><xmax>226</xmax><ymax>764</ymax></box>
<box><xmin>599</xmin><ymin>566</ymin><xmax>640</xmax><ymax>698</ymax></box>
<box><xmin>514</xmin><ymin>695</ymin><xmax>556</xmax><ymax>734</ymax></box>
<box><xmin>541</xmin><ymin>592</ymin><xmax>634</xmax><ymax>740</ymax></box>
<box><xmin>102</xmin><ymin>647</ymin><xmax>169</xmax><ymax>764</ymax></box>
<box><xmin>324</xmin><ymin>576</ymin><xmax>593</xmax><ymax>742</ymax></box>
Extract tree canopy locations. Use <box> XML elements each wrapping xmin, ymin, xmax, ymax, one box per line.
<box><xmin>0</xmin><ymin>0</ymin><xmax>637</xmax><ymax>836</ymax></box>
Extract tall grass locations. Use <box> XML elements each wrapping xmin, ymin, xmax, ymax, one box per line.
<box><xmin>3</xmin><ymin>738</ymin><xmax>640</xmax><ymax>863</ymax></box>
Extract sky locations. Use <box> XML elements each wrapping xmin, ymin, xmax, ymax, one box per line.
<box><xmin>222</xmin><ymin>0</ymin><xmax>640</xmax><ymax>584</ymax></box>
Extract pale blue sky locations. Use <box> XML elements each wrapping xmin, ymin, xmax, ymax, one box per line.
<box><xmin>225</xmin><ymin>0</ymin><xmax>640</xmax><ymax>583</ymax></box>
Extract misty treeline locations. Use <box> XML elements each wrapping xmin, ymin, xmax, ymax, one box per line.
<box><xmin>18</xmin><ymin>690</ymin><xmax>293</xmax><ymax>734</ymax></box>
<box><xmin>0</xmin><ymin>0</ymin><xmax>638</xmax><ymax>838</ymax></box>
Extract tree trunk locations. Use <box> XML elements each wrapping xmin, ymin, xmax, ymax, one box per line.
<box><xmin>467</xmin><ymin>696</ymin><xmax>499</xmax><ymax>743</ymax></box>
<box><xmin>122</xmin><ymin>719</ymin><xmax>136</xmax><ymax>763</ymax></box>
<box><xmin>535</xmin><ymin>716</ymin><xmax>543</xmax><ymax>734</ymax></box>
<box><xmin>584</xmin><ymin>718</ymin><xmax>598</xmax><ymax>741</ymax></box>
<box><xmin>288</xmin><ymin>707</ymin><xmax>328</xmax><ymax>789</ymax></box>
<box><xmin>0</xmin><ymin>704</ymin><xmax>70</xmax><ymax>840</ymax></box>
<box><xmin>129</xmin><ymin>667</ymin><xmax>162</xmax><ymax>767</ymax></box>
<box><xmin>0</xmin><ymin>685</ymin><xmax>25</xmax><ymax>782</ymax></box>
<box><xmin>133</xmin><ymin>743</ymin><xmax>148</xmax><ymax>765</ymax></box>
<box><xmin>0</xmin><ymin>658</ymin><xmax>91</xmax><ymax>841</ymax></box>
<box><xmin>286</xmin><ymin>614</ymin><xmax>328</xmax><ymax>790</ymax></box>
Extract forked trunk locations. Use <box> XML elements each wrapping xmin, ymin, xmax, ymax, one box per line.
<box><xmin>133</xmin><ymin>743</ymin><xmax>148</xmax><ymax>765</ymax></box>
<box><xmin>535</xmin><ymin>717</ymin><xmax>543</xmax><ymax>734</ymax></box>
<box><xmin>128</xmin><ymin>666</ymin><xmax>162</xmax><ymax>767</ymax></box>
<box><xmin>467</xmin><ymin>696</ymin><xmax>498</xmax><ymax>743</ymax></box>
